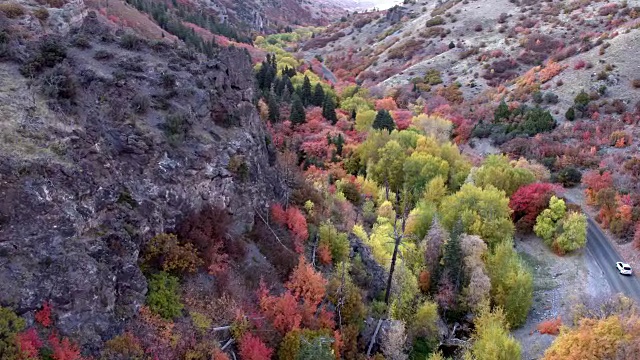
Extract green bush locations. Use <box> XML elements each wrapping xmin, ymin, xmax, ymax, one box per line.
<box><xmin>424</xmin><ymin>68</ymin><xmax>443</xmax><ymax>85</ymax></box>
<box><xmin>340</xmin><ymin>181</ymin><xmax>362</xmax><ymax>205</ymax></box>
<box><xmin>146</xmin><ymin>271</ymin><xmax>183</xmax><ymax>319</ymax></box>
<box><xmin>20</xmin><ymin>38</ymin><xmax>67</xmax><ymax>77</ymax></box>
<box><xmin>142</xmin><ymin>233</ymin><xmax>203</xmax><ymax>274</ymax></box>
<box><xmin>565</xmin><ymin>107</ymin><xmax>576</xmax><ymax>121</ymax></box>
<box><xmin>555</xmin><ymin>167</ymin><xmax>582</xmax><ymax>187</ymax></box>
<box><xmin>544</xmin><ymin>92</ymin><xmax>559</xmax><ymax>104</ymax></box>
<box><xmin>532</xmin><ymin>91</ymin><xmax>543</xmax><ymax>104</ymax></box>
<box><xmin>101</xmin><ymin>332</ymin><xmax>145</xmax><ymax>360</ymax></box>
<box><xmin>574</xmin><ymin>90</ymin><xmax>590</xmax><ymax>113</ymax></box>
<box><xmin>228</xmin><ymin>155</ymin><xmax>249</xmax><ymax>181</ymax></box>
<box><xmin>72</xmin><ymin>35</ymin><xmax>91</xmax><ymax>49</ymax></box>
<box><xmin>164</xmin><ymin>112</ymin><xmax>189</xmax><ymax>145</ymax></box>
<box><xmin>520</xmin><ymin>107</ymin><xmax>556</xmax><ymax>136</ymax></box>
<box><xmin>120</xmin><ymin>33</ymin><xmax>144</xmax><ymax>50</ymax></box>
<box><xmin>410</xmin><ymin>337</ymin><xmax>438</xmax><ymax>360</ymax></box>
<box><xmin>278</xmin><ymin>329</ymin><xmax>335</xmax><ymax>360</ymax></box>
<box><xmin>0</xmin><ymin>306</ymin><xmax>26</xmax><ymax>360</ymax></box>
<box><xmin>426</xmin><ymin>16</ymin><xmax>445</xmax><ymax>27</ymax></box>
<box><xmin>318</xmin><ymin>223</ymin><xmax>350</xmax><ymax>263</ymax></box>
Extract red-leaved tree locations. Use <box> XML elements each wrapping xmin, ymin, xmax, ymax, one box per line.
<box><xmin>582</xmin><ymin>170</ymin><xmax>613</xmax><ymax>204</ymax></box>
<box><xmin>49</xmin><ymin>333</ymin><xmax>84</xmax><ymax>360</ymax></box>
<box><xmin>258</xmin><ymin>283</ymin><xmax>303</xmax><ymax>334</ymax></box>
<box><xmin>35</xmin><ymin>301</ymin><xmax>52</xmax><ymax>328</ymax></box>
<box><xmin>509</xmin><ymin>183</ymin><xmax>559</xmax><ymax>231</ymax></box>
<box><xmin>270</xmin><ymin>203</ymin><xmax>288</xmax><ymax>226</ymax></box>
<box><xmin>238</xmin><ymin>333</ymin><xmax>273</xmax><ymax>360</ymax></box>
<box><xmin>270</xmin><ymin>204</ymin><xmax>309</xmax><ymax>252</ymax></box>
<box><xmin>286</xmin><ymin>207</ymin><xmax>309</xmax><ymax>253</ymax></box>
<box><xmin>390</xmin><ymin>109</ymin><xmax>413</xmax><ymax>130</ymax></box>
<box><xmin>16</xmin><ymin>328</ymin><xmax>42</xmax><ymax>358</ymax></box>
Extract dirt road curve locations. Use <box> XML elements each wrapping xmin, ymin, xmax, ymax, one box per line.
<box><xmin>585</xmin><ymin>217</ymin><xmax>640</xmax><ymax>301</ymax></box>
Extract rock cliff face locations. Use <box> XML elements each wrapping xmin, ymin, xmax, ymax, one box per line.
<box><xmin>0</xmin><ymin>11</ymin><xmax>282</xmax><ymax>351</ymax></box>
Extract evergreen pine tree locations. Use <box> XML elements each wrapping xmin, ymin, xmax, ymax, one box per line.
<box><xmin>268</xmin><ymin>53</ymin><xmax>277</xmax><ymax>71</ymax></box>
<box><xmin>335</xmin><ymin>134</ymin><xmax>344</xmax><ymax>156</ymax></box>
<box><xmin>290</xmin><ymin>94</ymin><xmax>306</xmax><ymax>125</ymax></box>
<box><xmin>372</xmin><ymin>109</ymin><xmax>395</xmax><ymax>131</ymax></box>
<box><xmin>322</xmin><ymin>96</ymin><xmax>338</xmax><ymax>124</ymax></box>
<box><xmin>494</xmin><ymin>100</ymin><xmax>510</xmax><ymax>122</ymax></box>
<box><xmin>301</xmin><ymin>75</ymin><xmax>313</xmax><ymax>106</ymax></box>
<box><xmin>267</xmin><ymin>93</ymin><xmax>280</xmax><ymax>122</ymax></box>
<box><xmin>256</xmin><ymin>60</ymin><xmax>268</xmax><ymax>90</ymax></box>
<box><xmin>312</xmin><ymin>83</ymin><xmax>325</xmax><ymax>107</ymax></box>
<box><xmin>274</xmin><ymin>77</ymin><xmax>284</xmax><ymax>96</ymax></box>
<box><xmin>565</xmin><ymin>106</ymin><xmax>576</xmax><ymax>121</ymax></box>
<box><xmin>443</xmin><ymin>220</ymin><xmax>464</xmax><ymax>293</ymax></box>
<box><xmin>281</xmin><ymin>86</ymin><xmax>291</xmax><ymax>103</ymax></box>
<box><xmin>283</xmin><ymin>76</ymin><xmax>294</xmax><ymax>95</ymax></box>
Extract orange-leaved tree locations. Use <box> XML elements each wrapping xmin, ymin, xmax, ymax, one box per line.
<box><xmin>258</xmin><ymin>257</ymin><xmax>333</xmax><ymax>335</ymax></box>
<box><xmin>543</xmin><ymin>314</ymin><xmax>640</xmax><ymax>360</ymax></box>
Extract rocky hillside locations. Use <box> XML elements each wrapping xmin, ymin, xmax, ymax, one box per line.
<box><xmin>306</xmin><ymin>0</ymin><xmax>640</xmax><ymax>100</ymax></box>
<box><xmin>208</xmin><ymin>0</ymin><xmax>346</xmax><ymax>31</ymax></box>
<box><xmin>0</xmin><ymin>4</ymin><xmax>283</xmax><ymax>351</ymax></box>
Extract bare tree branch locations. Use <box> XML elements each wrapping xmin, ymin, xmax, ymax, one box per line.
<box><xmin>367</xmin><ymin>319</ymin><xmax>384</xmax><ymax>357</ymax></box>
<box><xmin>253</xmin><ymin>206</ymin><xmax>295</xmax><ymax>254</ymax></box>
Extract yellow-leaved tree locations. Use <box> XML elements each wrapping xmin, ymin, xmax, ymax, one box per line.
<box><xmin>464</xmin><ymin>305</ymin><xmax>522</xmax><ymax>360</ymax></box>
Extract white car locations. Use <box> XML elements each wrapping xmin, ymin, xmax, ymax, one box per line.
<box><xmin>616</xmin><ymin>262</ymin><xmax>633</xmax><ymax>275</ymax></box>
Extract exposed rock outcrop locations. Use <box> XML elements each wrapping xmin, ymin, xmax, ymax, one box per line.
<box><xmin>0</xmin><ymin>11</ymin><xmax>282</xmax><ymax>351</ymax></box>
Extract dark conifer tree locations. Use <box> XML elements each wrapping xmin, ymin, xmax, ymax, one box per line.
<box><xmin>283</xmin><ymin>76</ymin><xmax>294</xmax><ymax>95</ymax></box>
<box><xmin>322</xmin><ymin>96</ymin><xmax>338</xmax><ymax>124</ymax></box>
<box><xmin>274</xmin><ymin>77</ymin><xmax>285</xmax><ymax>96</ymax></box>
<box><xmin>267</xmin><ymin>93</ymin><xmax>280</xmax><ymax>122</ymax></box>
<box><xmin>301</xmin><ymin>75</ymin><xmax>313</xmax><ymax>106</ymax></box>
<box><xmin>290</xmin><ymin>94</ymin><xmax>306</xmax><ymax>125</ymax></box>
<box><xmin>443</xmin><ymin>220</ymin><xmax>465</xmax><ymax>293</ymax></box>
<box><xmin>281</xmin><ymin>86</ymin><xmax>291</xmax><ymax>103</ymax></box>
<box><xmin>311</xmin><ymin>83</ymin><xmax>325</xmax><ymax>107</ymax></box>
<box><xmin>372</xmin><ymin>109</ymin><xmax>395</xmax><ymax>131</ymax></box>
<box><xmin>335</xmin><ymin>134</ymin><xmax>344</xmax><ymax>156</ymax></box>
